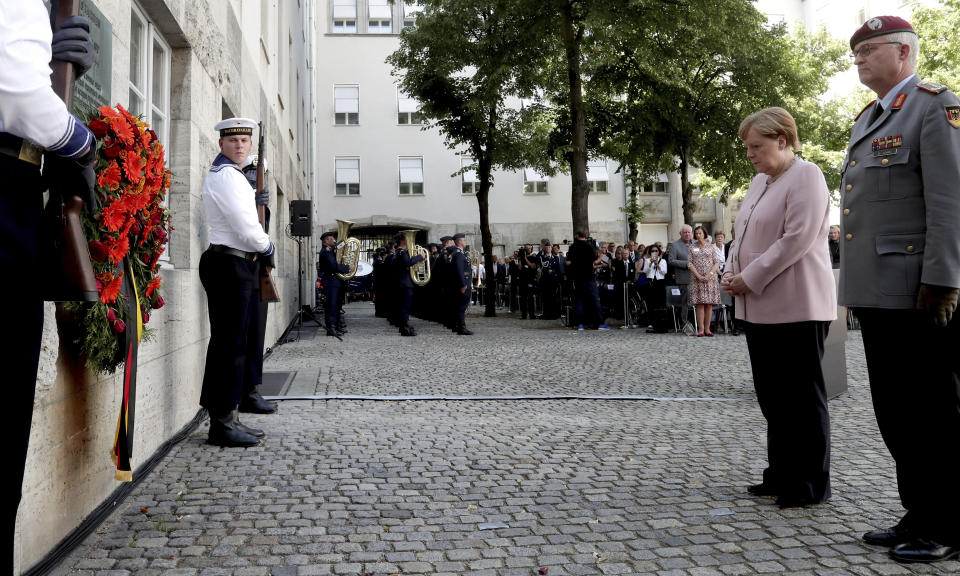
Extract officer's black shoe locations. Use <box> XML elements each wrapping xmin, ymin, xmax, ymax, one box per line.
<box><xmin>233</xmin><ymin>413</ymin><xmax>265</xmax><ymax>438</ymax></box>
<box><xmin>208</xmin><ymin>412</ymin><xmax>260</xmax><ymax>448</ymax></box>
<box><xmin>746</xmin><ymin>483</ymin><xmax>778</xmax><ymax>497</ymax></box>
<box><xmin>239</xmin><ymin>391</ymin><xmax>278</xmax><ymax>414</ymax></box>
<box><xmin>457</xmin><ymin>325</ymin><xmax>474</xmax><ymax>336</ymax></box>
<box><xmin>864</xmin><ymin>524</ymin><xmax>914</xmax><ymax>547</ymax></box>
<box><xmin>890</xmin><ymin>539</ymin><xmax>960</xmax><ymax>563</ymax></box>
<box><xmin>326</xmin><ymin>329</ymin><xmax>342</xmax><ymax>337</ymax></box>
<box><xmin>399</xmin><ymin>325</ymin><xmax>415</xmax><ymax>336</ymax></box>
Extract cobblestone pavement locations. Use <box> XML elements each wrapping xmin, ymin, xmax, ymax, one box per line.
<box><xmin>53</xmin><ymin>302</ymin><xmax>960</xmax><ymax>576</ymax></box>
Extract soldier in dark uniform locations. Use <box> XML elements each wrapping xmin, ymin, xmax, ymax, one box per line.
<box><xmin>434</xmin><ymin>235</ymin><xmax>453</xmax><ymax>327</ymax></box>
<box><xmin>566</xmin><ymin>231</ymin><xmax>606</xmax><ymax>330</ymax></box>
<box><xmin>841</xmin><ymin>16</ymin><xmax>960</xmax><ymax>563</ymax></box>
<box><xmin>537</xmin><ymin>239</ymin><xmax>560</xmax><ymax>319</ymax></box>
<box><xmin>393</xmin><ymin>232</ymin><xmax>425</xmax><ymax>336</ymax></box>
<box><xmin>518</xmin><ymin>243</ymin><xmax>538</xmax><ymax>319</ymax></box>
<box><xmin>382</xmin><ymin>241</ymin><xmax>398</xmax><ymax>326</ymax></box>
<box><xmin>2</xmin><ymin>4</ymin><xmax>96</xmax><ymax>569</ymax></box>
<box><xmin>450</xmin><ymin>233</ymin><xmax>474</xmax><ymax>335</ymax></box>
<box><xmin>317</xmin><ymin>231</ymin><xmax>352</xmax><ymax>337</ymax></box>
<box><xmin>373</xmin><ymin>247</ymin><xmax>388</xmax><ymax>318</ymax></box>
<box><xmin>199</xmin><ymin>118</ymin><xmax>277</xmax><ymax>448</ymax></box>
<box><xmin>239</xmin><ymin>154</ymin><xmax>278</xmax><ymax>414</ymax></box>
<box><xmin>508</xmin><ymin>250</ymin><xmax>521</xmax><ymax>312</ymax></box>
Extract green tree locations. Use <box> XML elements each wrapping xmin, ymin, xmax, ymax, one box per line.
<box><xmin>387</xmin><ymin>0</ymin><xmax>551</xmax><ymax>316</ymax></box>
<box><xmin>913</xmin><ymin>0</ymin><xmax>960</xmax><ymax>86</ymax></box>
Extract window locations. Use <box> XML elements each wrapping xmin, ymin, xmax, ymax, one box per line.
<box><xmin>334</xmin><ymin>85</ymin><xmax>359</xmax><ymax>125</ymax></box>
<box><xmin>403</xmin><ymin>2</ymin><xmax>422</xmax><ymax>27</ymax></box>
<box><xmin>335</xmin><ymin>158</ymin><xmax>360</xmax><ymax>195</ymax></box>
<box><xmin>399</xmin><ymin>157</ymin><xmax>424</xmax><ymax>195</ymax></box>
<box><xmin>398</xmin><ymin>91</ymin><xmax>422</xmax><ymax>124</ymax></box>
<box><xmin>642</xmin><ymin>174</ymin><xmax>669</xmax><ymax>193</ymax></box>
<box><xmin>129</xmin><ymin>4</ymin><xmax>171</xmax><ymax>148</ymax></box>
<box><xmin>462</xmin><ymin>158</ymin><xmax>478</xmax><ymax>195</ymax></box>
<box><xmin>333</xmin><ymin>0</ymin><xmax>357</xmax><ymax>32</ymax></box>
<box><xmin>368</xmin><ymin>19</ymin><xmax>392</xmax><ymax>33</ymax></box>
<box><xmin>523</xmin><ymin>168</ymin><xmax>548</xmax><ymax>194</ymax></box>
<box><xmin>587</xmin><ymin>158</ymin><xmax>609</xmax><ymax>193</ymax></box>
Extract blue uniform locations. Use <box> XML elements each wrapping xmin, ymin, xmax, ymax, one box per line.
<box><xmin>318</xmin><ymin>245</ymin><xmax>349</xmax><ymax>333</ymax></box>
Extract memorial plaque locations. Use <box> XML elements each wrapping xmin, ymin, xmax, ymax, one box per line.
<box><xmin>71</xmin><ymin>0</ymin><xmax>112</xmax><ymax>115</ymax></box>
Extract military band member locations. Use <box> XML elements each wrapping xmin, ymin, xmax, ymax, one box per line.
<box><xmin>518</xmin><ymin>243</ymin><xmax>538</xmax><ymax>319</ymax></box>
<box><xmin>2</xmin><ymin>3</ymin><xmax>96</xmax><ymax>569</ymax></box>
<box><xmin>318</xmin><ymin>230</ymin><xmax>352</xmax><ymax>337</ymax></box>
<box><xmin>239</xmin><ymin>154</ymin><xmax>278</xmax><ymax>415</ymax></box>
<box><xmin>435</xmin><ymin>235</ymin><xmax>453</xmax><ymax>327</ymax></box>
<box><xmin>199</xmin><ymin>118</ymin><xmax>275</xmax><ymax>448</ymax></box>
<box><xmin>841</xmin><ymin>16</ymin><xmax>960</xmax><ymax>563</ymax></box>
<box><xmin>393</xmin><ymin>232</ymin><xmax>425</xmax><ymax>336</ymax></box>
<box><xmin>537</xmin><ymin>239</ymin><xmax>561</xmax><ymax>320</ymax></box>
<box><xmin>450</xmin><ymin>233</ymin><xmax>474</xmax><ymax>335</ymax></box>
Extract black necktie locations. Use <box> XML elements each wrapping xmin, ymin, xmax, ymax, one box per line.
<box><xmin>870</xmin><ymin>103</ymin><xmax>883</xmax><ymax>124</ymax></box>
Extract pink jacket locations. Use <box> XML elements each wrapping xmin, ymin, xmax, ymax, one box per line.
<box><xmin>726</xmin><ymin>158</ymin><xmax>837</xmax><ymax>324</ymax></box>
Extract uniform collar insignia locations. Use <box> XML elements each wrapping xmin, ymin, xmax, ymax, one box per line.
<box><xmin>891</xmin><ymin>93</ymin><xmax>907</xmax><ymax>109</ymax></box>
<box><xmin>946</xmin><ymin>105</ymin><xmax>960</xmax><ymax>129</ymax></box>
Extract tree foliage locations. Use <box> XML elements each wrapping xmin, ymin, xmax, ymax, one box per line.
<box><xmin>913</xmin><ymin>0</ymin><xmax>960</xmax><ymax>86</ymax></box>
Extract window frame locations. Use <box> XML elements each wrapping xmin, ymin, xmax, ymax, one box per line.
<box><xmin>334</xmin><ymin>84</ymin><xmax>360</xmax><ymax>125</ymax></box>
<box><xmin>332</xmin><ymin>0</ymin><xmax>358</xmax><ymax>32</ymax></box>
<box><xmin>398</xmin><ymin>156</ymin><xmax>424</xmax><ymax>196</ymax></box>
<box><xmin>461</xmin><ymin>157</ymin><xmax>478</xmax><ymax>195</ymax></box>
<box><xmin>335</xmin><ymin>157</ymin><xmax>361</xmax><ymax>196</ymax></box>
<box><xmin>523</xmin><ymin>168</ymin><xmax>549</xmax><ymax>195</ymax></box>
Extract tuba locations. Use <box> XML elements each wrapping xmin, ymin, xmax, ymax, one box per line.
<box><xmin>402</xmin><ymin>229</ymin><xmax>431</xmax><ymax>287</ymax></box>
<box><xmin>335</xmin><ymin>219</ymin><xmax>362</xmax><ymax>280</ymax></box>
<box><xmin>469</xmin><ymin>248</ymin><xmax>482</xmax><ymax>287</ymax></box>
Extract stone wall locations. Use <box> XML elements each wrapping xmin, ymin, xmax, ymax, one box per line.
<box><xmin>16</xmin><ymin>1</ymin><xmax>315</xmax><ymax>571</ymax></box>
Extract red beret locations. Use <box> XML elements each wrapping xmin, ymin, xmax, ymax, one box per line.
<box><xmin>850</xmin><ymin>16</ymin><xmax>915</xmax><ymax>50</ymax></box>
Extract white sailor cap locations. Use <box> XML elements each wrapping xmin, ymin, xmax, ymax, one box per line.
<box><xmin>214</xmin><ymin>117</ymin><xmax>257</xmax><ymax>137</ymax></box>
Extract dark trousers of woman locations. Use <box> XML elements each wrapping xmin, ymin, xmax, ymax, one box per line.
<box><xmin>3</xmin><ymin>154</ymin><xmax>44</xmax><ymax>575</ymax></box>
<box><xmin>855</xmin><ymin>307</ymin><xmax>960</xmax><ymax>545</ymax></box>
<box><xmin>519</xmin><ymin>282</ymin><xmax>535</xmax><ymax>319</ymax></box>
<box><xmin>199</xmin><ymin>250</ymin><xmax>260</xmax><ymax>418</ymax></box>
<box><xmin>744</xmin><ymin>320</ymin><xmax>831</xmax><ymax>503</ymax></box>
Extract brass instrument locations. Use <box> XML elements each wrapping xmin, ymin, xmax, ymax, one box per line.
<box><xmin>401</xmin><ymin>229</ymin><xmax>431</xmax><ymax>287</ymax></box>
<box><xmin>335</xmin><ymin>219</ymin><xmax>362</xmax><ymax>280</ymax></box>
<box><xmin>469</xmin><ymin>248</ymin><xmax>482</xmax><ymax>288</ymax></box>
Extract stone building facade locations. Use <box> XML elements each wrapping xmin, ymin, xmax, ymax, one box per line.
<box><xmin>19</xmin><ymin>1</ymin><xmax>317</xmax><ymax>571</ymax></box>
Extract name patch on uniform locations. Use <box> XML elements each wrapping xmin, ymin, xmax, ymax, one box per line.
<box><xmin>945</xmin><ymin>105</ymin><xmax>960</xmax><ymax>129</ymax></box>
<box><xmin>872</xmin><ymin>135</ymin><xmax>902</xmax><ymax>156</ymax></box>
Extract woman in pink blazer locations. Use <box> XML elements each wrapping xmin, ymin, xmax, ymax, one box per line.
<box><xmin>722</xmin><ymin>107</ymin><xmax>837</xmax><ymax>508</ymax></box>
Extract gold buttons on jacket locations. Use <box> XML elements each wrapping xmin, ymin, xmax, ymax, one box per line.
<box><xmin>906</xmin><ymin>245</ymin><xmax>915</xmax><ymax>253</ymax></box>
<box><xmin>846</xmin><ymin>184</ymin><xmax>853</xmax><ymax>191</ymax></box>
<box><xmin>850</xmin><ymin>160</ymin><xmax>856</xmax><ymax>167</ymax></box>
<box><xmin>845</xmin><ymin>233</ymin><xmax>853</xmax><ymax>240</ymax></box>
<box><xmin>881</xmin><ymin>158</ymin><xmax>889</xmax><ymax>166</ymax></box>
<box><xmin>843</xmin><ymin>208</ymin><xmax>850</xmax><ymax>215</ymax></box>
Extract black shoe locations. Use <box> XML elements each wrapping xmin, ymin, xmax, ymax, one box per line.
<box><xmin>864</xmin><ymin>524</ymin><xmax>914</xmax><ymax>547</ymax></box>
<box><xmin>208</xmin><ymin>422</ymin><xmax>260</xmax><ymax>447</ymax></box>
<box><xmin>776</xmin><ymin>494</ymin><xmax>828</xmax><ymax>509</ymax></box>
<box><xmin>890</xmin><ymin>539</ymin><xmax>960</xmax><ymax>563</ymax></box>
<box><xmin>400</xmin><ymin>325</ymin><xmax>416</xmax><ymax>336</ymax></box>
<box><xmin>239</xmin><ymin>395</ymin><xmax>278</xmax><ymax>415</ymax></box>
<box><xmin>747</xmin><ymin>483</ymin><xmax>778</xmax><ymax>497</ymax></box>
<box><xmin>326</xmin><ymin>329</ymin><xmax>343</xmax><ymax>337</ymax></box>
<box><xmin>730</xmin><ymin>330</ymin><xmax>740</xmax><ymax>336</ymax></box>
<box><xmin>234</xmin><ymin>419</ymin><xmax>265</xmax><ymax>438</ymax></box>
<box><xmin>457</xmin><ymin>327</ymin><xmax>474</xmax><ymax>335</ymax></box>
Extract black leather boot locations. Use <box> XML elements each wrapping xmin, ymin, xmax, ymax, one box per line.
<box><xmin>208</xmin><ymin>410</ymin><xmax>260</xmax><ymax>447</ymax></box>
<box><xmin>233</xmin><ymin>411</ymin><xmax>265</xmax><ymax>438</ymax></box>
<box><xmin>239</xmin><ymin>389</ymin><xmax>278</xmax><ymax>414</ymax></box>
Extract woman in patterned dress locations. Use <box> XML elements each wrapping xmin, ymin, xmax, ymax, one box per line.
<box><xmin>688</xmin><ymin>225</ymin><xmax>721</xmax><ymax>336</ymax></box>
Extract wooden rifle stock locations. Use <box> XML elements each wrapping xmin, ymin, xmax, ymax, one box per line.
<box><xmin>43</xmin><ymin>0</ymin><xmax>99</xmax><ymax>302</ymax></box>
<box><xmin>256</xmin><ymin>123</ymin><xmax>280</xmax><ymax>303</ymax></box>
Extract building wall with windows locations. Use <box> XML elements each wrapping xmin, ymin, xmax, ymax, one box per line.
<box><xmin>314</xmin><ymin>0</ymin><xmax>725</xmax><ymax>254</ymax></box>
<box><xmin>21</xmin><ymin>1</ymin><xmax>317</xmax><ymax>571</ymax></box>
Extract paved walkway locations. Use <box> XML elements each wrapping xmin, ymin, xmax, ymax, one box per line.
<box><xmin>53</xmin><ymin>302</ymin><xmax>959</xmax><ymax>575</ymax></box>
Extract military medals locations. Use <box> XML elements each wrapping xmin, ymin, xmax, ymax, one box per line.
<box><xmin>946</xmin><ymin>105</ymin><xmax>960</xmax><ymax>129</ymax></box>
<box><xmin>872</xmin><ymin>134</ymin><xmax>902</xmax><ymax>157</ymax></box>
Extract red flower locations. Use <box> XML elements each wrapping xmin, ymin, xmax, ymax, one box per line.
<box><xmin>142</xmin><ymin>311</ymin><xmax>150</xmax><ymax>324</ymax></box>
<box><xmin>97</xmin><ymin>161</ymin><xmax>122</xmax><ymax>191</ymax></box>
<box><xmin>105</xmin><ymin>308</ymin><xmax>116</xmax><ymax>323</ymax></box>
<box><xmin>112</xmin><ymin>319</ymin><xmax>126</xmax><ymax>333</ymax></box>
<box><xmin>89</xmin><ymin>120</ymin><xmax>109</xmax><ymax>138</ymax></box>
<box><xmin>153</xmin><ymin>295</ymin><xmax>165</xmax><ymax>309</ymax></box>
<box><xmin>146</xmin><ymin>129</ymin><xmax>157</xmax><ymax>144</ymax></box>
<box><xmin>103</xmin><ymin>142</ymin><xmax>122</xmax><ymax>159</ymax></box>
<box><xmin>107</xmin><ymin>235</ymin><xmax>130</xmax><ymax>264</ymax></box>
<box><xmin>144</xmin><ymin>276</ymin><xmax>162</xmax><ymax>298</ymax></box>
<box><xmin>99</xmin><ymin>272</ymin><xmax>123</xmax><ymax>304</ymax></box>
<box><xmin>108</xmin><ymin>116</ymin><xmax>135</xmax><ymax>146</ymax></box>
<box><xmin>88</xmin><ymin>240</ymin><xmax>109</xmax><ymax>261</ymax></box>
<box><xmin>123</xmin><ymin>153</ymin><xmax>145</xmax><ymax>184</ymax></box>
<box><xmin>100</xmin><ymin>202</ymin><xmax>127</xmax><ymax>233</ymax></box>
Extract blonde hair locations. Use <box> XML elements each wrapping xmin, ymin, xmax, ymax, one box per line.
<box><xmin>739</xmin><ymin>107</ymin><xmax>801</xmax><ymax>152</ymax></box>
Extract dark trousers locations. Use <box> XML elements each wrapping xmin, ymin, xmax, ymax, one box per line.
<box><xmin>199</xmin><ymin>250</ymin><xmax>260</xmax><ymax>418</ymax></box>
<box><xmin>323</xmin><ymin>279</ymin><xmax>342</xmax><ymax>331</ymax></box>
<box><xmin>744</xmin><ymin>320</ymin><xmax>831</xmax><ymax>502</ymax></box>
<box><xmin>457</xmin><ymin>286</ymin><xmax>471</xmax><ymax>326</ymax></box>
<box><xmin>243</xmin><ymin>297</ymin><xmax>268</xmax><ymax>397</ymax></box>
<box><xmin>397</xmin><ymin>286</ymin><xmax>413</xmax><ymax>327</ymax></box>
<box><xmin>855</xmin><ymin>307</ymin><xmax>960</xmax><ymax>544</ymax></box>
<box><xmin>574</xmin><ymin>278</ymin><xmax>602</xmax><ymax>328</ymax></box>
<box><xmin>540</xmin><ymin>277</ymin><xmax>560</xmax><ymax>318</ymax></box>
<box><xmin>509</xmin><ymin>281</ymin><xmax>518</xmax><ymax>312</ymax></box>
<box><xmin>519</xmin><ymin>283</ymin><xmax>535</xmax><ymax>318</ymax></box>
<box><xmin>3</xmin><ymin>155</ymin><xmax>44</xmax><ymax>574</ymax></box>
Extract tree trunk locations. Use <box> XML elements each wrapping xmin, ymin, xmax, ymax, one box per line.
<box><xmin>559</xmin><ymin>1</ymin><xmax>589</xmax><ymax>237</ymax></box>
<box><xmin>627</xmin><ymin>170</ymin><xmax>638</xmax><ymax>242</ymax></box>
<box><xmin>679</xmin><ymin>149</ymin><xmax>694</xmax><ymax>225</ymax></box>
<box><xmin>476</xmin><ymin>154</ymin><xmax>497</xmax><ymax>317</ymax></box>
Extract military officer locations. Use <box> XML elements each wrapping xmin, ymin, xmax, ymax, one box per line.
<box><xmin>199</xmin><ymin>118</ymin><xmax>275</xmax><ymax>448</ymax></box>
<box><xmin>317</xmin><ymin>230</ymin><xmax>351</xmax><ymax>337</ymax></box>
<box><xmin>239</xmin><ymin>153</ymin><xmax>278</xmax><ymax>415</ymax></box>
<box><xmin>840</xmin><ymin>16</ymin><xmax>960</xmax><ymax>563</ymax></box>
<box><xmin>2</xmin><ymin>3</ymin><xmax>96</xmax><ymax>570</ymax></box>
<box><xmin>434</xmin><ymin>235</ymin><xmax>453</xmax><ymax>327</ymax></box>
<box><xmin>450</xmin><ymin>233</ymin><xmax>474</xmax><ymax>335</ymax></box>
<box><xmin>392</xmin><ymin>232</ymin><xmax>425</xmax><ymax>336</ymax></box>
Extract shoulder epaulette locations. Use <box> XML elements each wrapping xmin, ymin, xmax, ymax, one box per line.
<box><xmin>917</xmin><ymin>81</ymin><xmax>948</xmax><ymax>94</ymax></box>
<box><xmin>855</xmin><ymin>100</ymin><xmax>877</xmax><ymax>121</ymax></box>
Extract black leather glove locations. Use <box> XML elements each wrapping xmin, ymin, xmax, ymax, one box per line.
<box><xmin>917</xmin><ymin>283</ymin><xmax>959</xmax><ymax>327</ymax></box>
<box><xmin>255</xmin><ymin>188</ymin><xmax>269</xmax><ymax>206</ymax></box>
<box><xmin>46</xmin><ymin>143</ymin><xmax>99</xmax><ymax>215</ymax></box>
<box><xmin>51</xmin><ymin>16</ymin><xmax>94</xmax><ymax>79</ymax></box>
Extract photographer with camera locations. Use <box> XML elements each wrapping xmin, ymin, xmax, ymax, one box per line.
<box><xmin>517</xmin><ymin>243</ymin><xmax>538</xmax><ymax>319</ymax></box>
<box><xmin>566</xmin><ymin>232</ymin><xmax>609</xmax><ymax>330</ymax></box>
